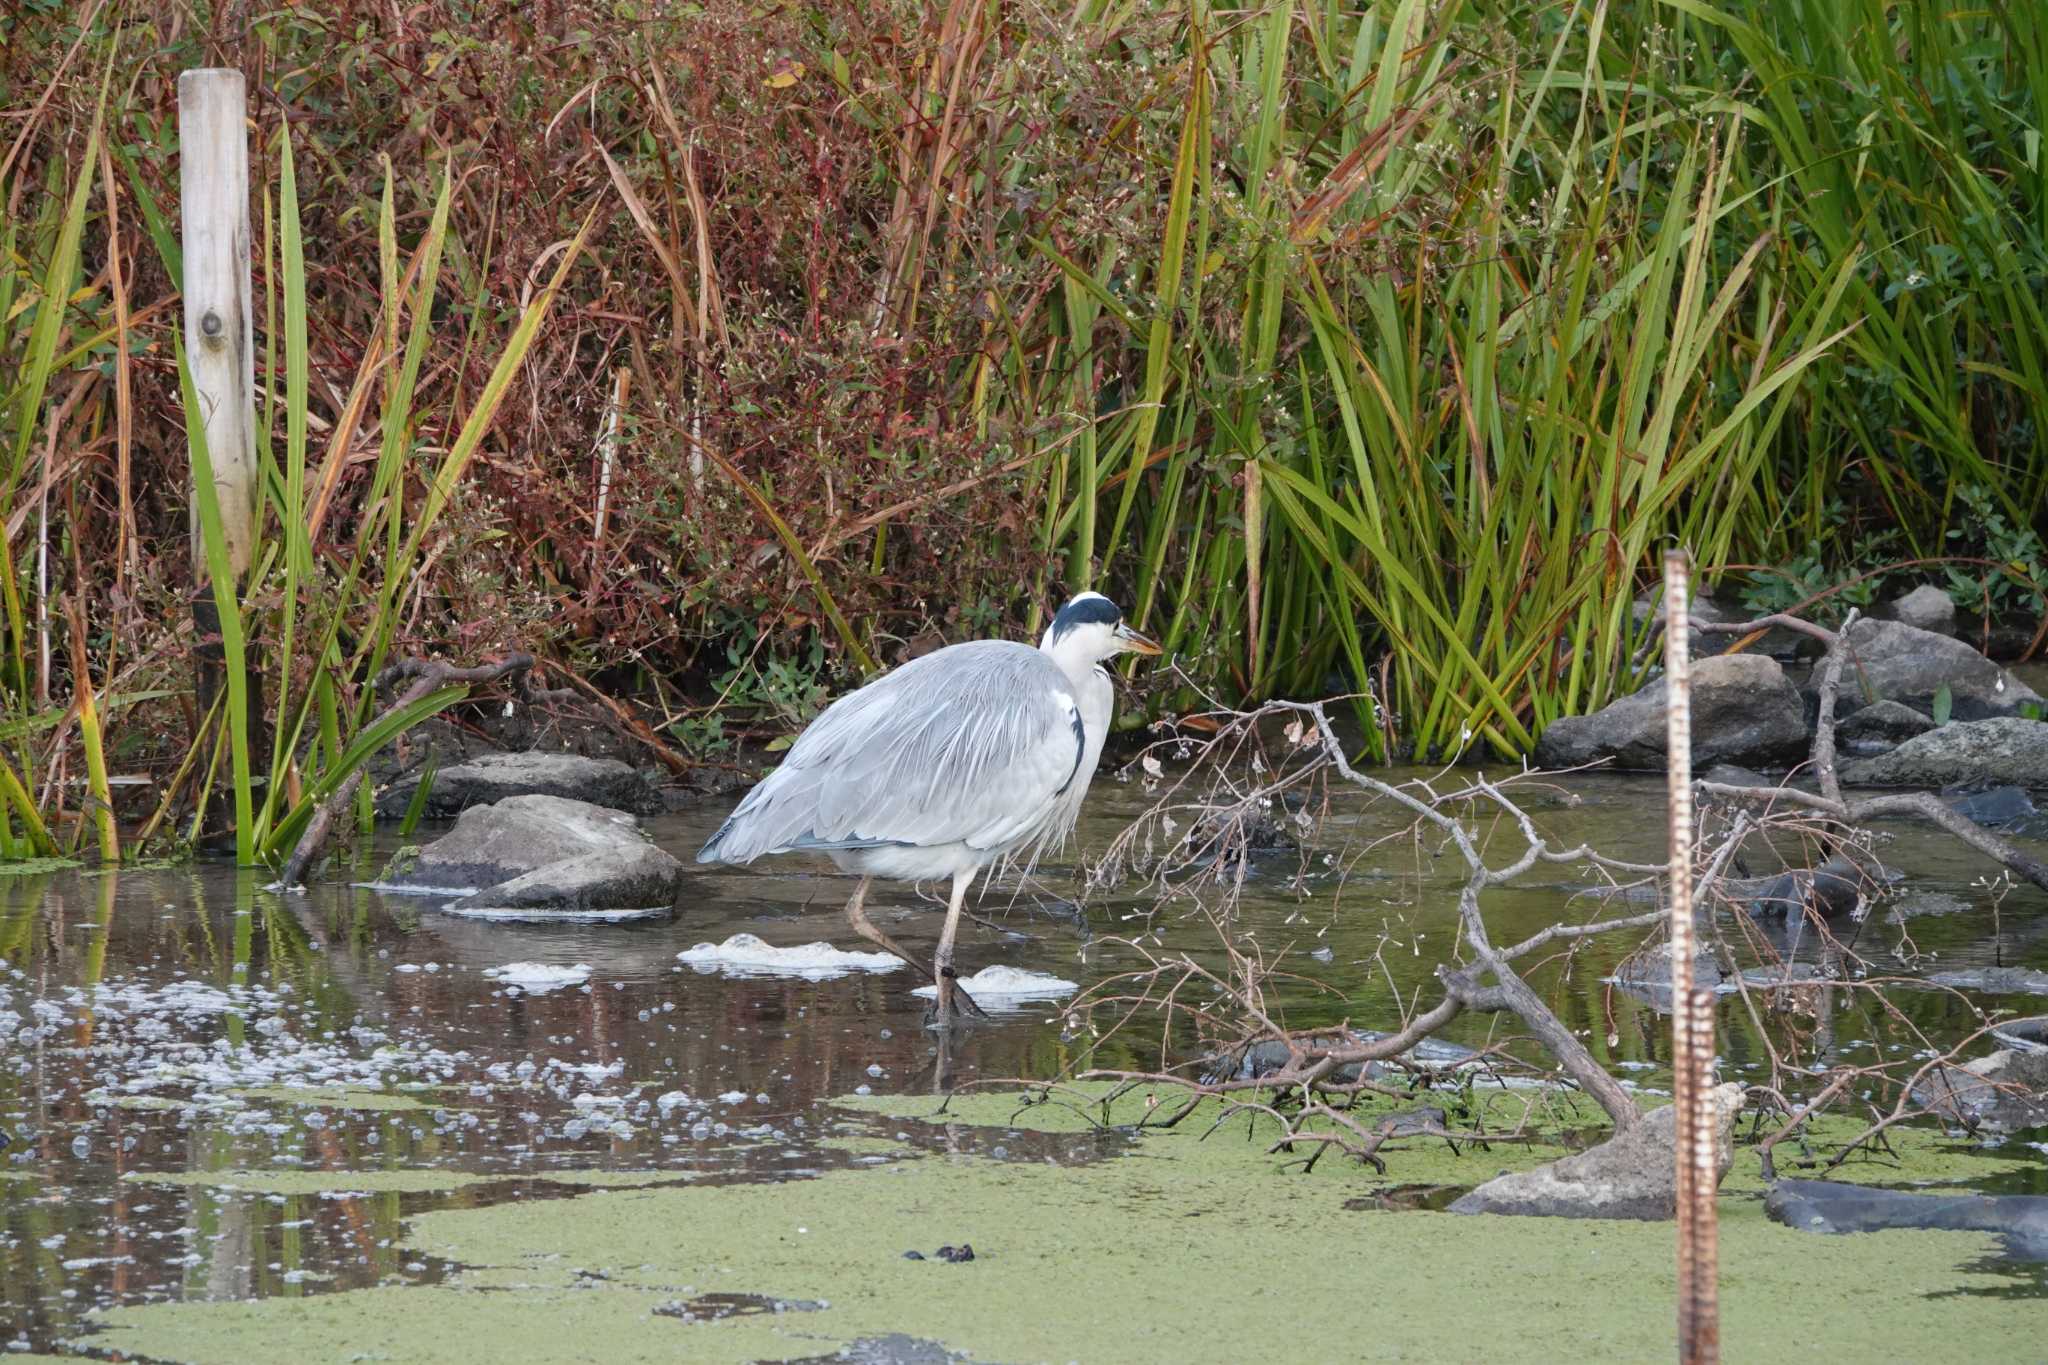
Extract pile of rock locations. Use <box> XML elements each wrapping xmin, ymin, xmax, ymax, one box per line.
<box><xmin>1537</xmin><ymin>585</ymin><xmax>2046</xmax><ymax>794</ymax></box>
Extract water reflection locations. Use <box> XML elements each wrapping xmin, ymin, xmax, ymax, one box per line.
<box><xmin>0</xmin><ymin>771</ymin><xmax>2042</xmax><ymax>1352</ymax></box>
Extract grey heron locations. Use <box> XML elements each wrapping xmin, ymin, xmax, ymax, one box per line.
<box><xmin>696</xmin><ymin>592</ymin><xmax>1160</xmax><ymax>1024</ymax></box>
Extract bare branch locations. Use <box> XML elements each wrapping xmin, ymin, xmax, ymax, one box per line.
<box><xmin>279</xmin><ymin>651</ymin><xmax>538</xmax><ymax>888</ymax></box>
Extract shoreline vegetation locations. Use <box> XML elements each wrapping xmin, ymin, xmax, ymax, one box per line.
<box><xmin>4</xmin><ymin>0</ymin><xmax>2046</xmax><ymax>865</ymax></box>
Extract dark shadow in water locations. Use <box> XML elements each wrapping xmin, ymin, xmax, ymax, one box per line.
<box><xmin>1344</xmin><ymin>1184</ymin><xmax>1471</xmax><ymax>1212</ymax></box>
<box><xmin>772</xmin><ymin>1334</ymin><xmax>973</xmax><ymax>1364</ymax></box>
<box><xmin>1927</xmin><ymin>1254</ymin><xmax>2048</xmax><ymax>1301</ymax></box>
<box><xmin>656</xmin><ymin>1291</ymin><xmax>826</xmax><ymax>1322</ymax></box>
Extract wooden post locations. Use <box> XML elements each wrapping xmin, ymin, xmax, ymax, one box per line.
<box><xmin>178</xmin><ymin>69</ymin><xmax>257</xmax><ymax>748</ymax></box>
<box><xmin>1663</xmin><ymin>549</ymin><xmax>1718</xmax><ymax>1363</ymax></box>
<box><xmin>177</xmin><ymin>68</ymin><xmax>257</xmax><ymax>580</ymax></box>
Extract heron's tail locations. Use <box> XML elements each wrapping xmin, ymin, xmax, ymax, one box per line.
<box><xmin>695</xmin><ymin>817</ymin><xmax>737</xmax><ymax>864</ymax></box>
<box><xmin>694</xmin><ymin>765</ymin><xmax>815</xmax><ymax>864</ymax></box>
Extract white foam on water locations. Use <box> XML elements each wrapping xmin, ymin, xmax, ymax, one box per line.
<box><xmin>440</xmin><ymin>904</ymin><xmax>671</xmax><ymax>924</ymax></box>
<box><xmin>34</xmin><ymin>976</ymin><xmax>479</xmax><ymax>1116</ymax></box>
<box><xmin>353</xmin><ymin>880</ymin><xmax>481</xmax><ymax>898</ymax></box>
<box><xmin>484</xmin><ymin>963</ymin><xmax>592</xmax><ymax>994</ymax></box>
<box><xmin>911</xmin><ymin>965</ymin><xmax>1078</xmax><ymax>1008</ymax></box>
<box><xmin>675</xmin><ymin>933</ymin><xmax>903</xmax><ymax>981</ymax></box>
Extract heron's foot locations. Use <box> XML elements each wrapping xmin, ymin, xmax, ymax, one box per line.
<box><xmin>925</xmin><ymin>966</ymin><xmax>987</xmax><ymax>1030</ymax></box>
<box><xmin>845</xmin><ymin>885</ymin><xmax>932</xmax><ymax>979</ymax></box>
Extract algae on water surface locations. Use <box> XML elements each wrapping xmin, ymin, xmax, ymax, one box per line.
<box><xmin>834</xmin><ymin>1080</ymin><xmax>2044</xmax><ymax>1195</ymax></box>
<box><xmin>526</xmin><ymin>1168</ymin><xmax>701</xmax><ymax>1188</ymax></box>
<box><xmin>123</xmin><ymin>1168</ymin><xmax>496</xmax><ymax>1196</ymax></box>
<box><xmin>89</xmin><ymin>1087</ymin><xmax>2043</xmax><ymax>1364</ymax></box>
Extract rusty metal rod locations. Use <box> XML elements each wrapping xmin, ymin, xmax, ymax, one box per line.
<box><xmin>1663</xmin><ymin>548</ymin><xmax>1718</xmax><ymax>1363</ymax></box>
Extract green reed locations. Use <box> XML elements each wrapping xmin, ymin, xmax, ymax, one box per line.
<box><xmin>4</xmin><ymin>97</ymin><xmax>588</xmax><ymax>865</ymax></box>
<box><xmin>882</xmin><ymin>0</ymin><xmax>2029</xmax><ymax>756</ymax></box>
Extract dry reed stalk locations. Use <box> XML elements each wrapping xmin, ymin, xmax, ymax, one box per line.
<box><xmin>590</xmin><ymin>365</ymin><xmax>629</xmax><ymax>586</ymax></box>
<box><xmin>96</xmin><ymin>137</ymin><xmax>137</xmax><ymax>590</ymax></box>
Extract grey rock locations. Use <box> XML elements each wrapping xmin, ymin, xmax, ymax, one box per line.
<box><xmin>374</xmin><ymin>794</ymin><xmax>682</xmax><ymax>916</ymax></box>
<box><xmin>1450</xmin><ymin>1084</ymin><xmax>1744</xmax><ymax>1221</ymax></box>
<box><xmin>1834</xmin><ymin>699</ymin><xmax>1936</xmax><ymax>756</ymax></box>
<box><xmin>446</xmin><ymin>844</ymin><xmax>684</xmax><ymax>916</ymax></box>
<box><xmin>1878</xmin><ymin>584</ymin><xmax>1958</xmax><ymax>636</ymax></box>
<box><xmin>380</xmin><ymin>751</ymin><xmax>662</xmax><ymax>818</ymax></box>
<box><xmin>1699</xmin><ymin>763</ymin><xmax>1777</xmax><ymax>789</ymax></box>
<box><xmin>1910</xmin><ymin>1048</ymin><xmax>2048</xmax><ymax>1131</ymax></box>
<box><xmin>1615</xmin><ymin>941</ymin><xmax>1724</xmax><ymax>992</ymax></box>
<box><xmin>1994</xmin><ymin>1018</ymin><xmax>2048</xmax><ymax>1052</ymax></box>
<box><xmin>1765</xmin><ymin>1179</ymin><xmax>2048</xmax><ymax>1260</ymax></box>
<box><xmin>1819</xmin><ymin>619</ymin><xmax>2041</xmax><ymax>721</ymax></box>
<box><xmin>1740</xmin><ymin>856</ymin><xmax>1872</xmax><ymax>921</ymax></box>
<box><xmin>1535</xmin><ymin>654</ymin><xmax>1809</xmax><ymax>772</ymax></box>
<box><xmin>1944</xmin><ymin>784</ymin><xmax>2044</xmax><ymax>833</ymax></box>
<box><xmin>1925</xmin><ymin>967</ymin><xmax>2048</xmax><ymax>997</ymax></box>
<box><xmin>1841</xmin><ymin>717</ymin><xmax>2048</xmax><ymax>791</ymax></box>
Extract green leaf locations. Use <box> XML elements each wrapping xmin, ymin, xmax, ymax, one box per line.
<box><xmin>178</xmin><ymin>339</ymin><xmax>256</xmax><ymax>865</ymax></box>
<box><xmin>398</xmin><ymin>755</ymin><xmax>438</xmax><ymax>837</ymax></box>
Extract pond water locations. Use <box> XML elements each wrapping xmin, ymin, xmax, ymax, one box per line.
<box><xmin>2</xmin><ymin>765</ymin><xmax>2045</xmax><ymax>1359</ymax></box>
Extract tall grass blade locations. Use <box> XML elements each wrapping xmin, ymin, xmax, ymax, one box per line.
<box><xmin>178</xmin><ymin>340</ymin><xmax>255</xmax><ymax>864</ymax></box>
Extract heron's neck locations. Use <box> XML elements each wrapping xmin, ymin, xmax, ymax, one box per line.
<box><xmin>1040</xmin><ymin>636</ymin><xmax>1104</xmax><ymax>690</ymax></box>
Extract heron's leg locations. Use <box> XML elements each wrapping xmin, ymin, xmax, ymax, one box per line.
<box><xmin>843</xmin><ymin>877</ymin><xmax>931</xmax><ymax>980</ymax></box>
<box><xmin>931</xmin><ymin>869</ymin><xmax>986</xmax><ymax>1026</ymax></box>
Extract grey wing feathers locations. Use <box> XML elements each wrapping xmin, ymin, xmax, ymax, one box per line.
<box><xmin>697</xmin><ymin>641</ymin><xmax>1085</xmax><ymax>865</ymax></box>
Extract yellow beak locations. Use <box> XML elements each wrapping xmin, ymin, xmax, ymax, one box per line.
<box><xmin>1117</xmin><ymin>624</ymin><xmax>1163</xmax><ymax>657</ymax></box>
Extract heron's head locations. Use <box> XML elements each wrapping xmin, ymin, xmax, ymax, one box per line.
<box><xmin>1040</xmin><ymin>592</ymin><xmax>1162</xmax><ymax>664</ymax></box>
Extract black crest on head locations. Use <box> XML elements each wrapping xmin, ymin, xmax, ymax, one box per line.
<box><xmin>1049</xmin><ymin>593</ymin><xmax>1122</xmax><ymax>643</ymax></box>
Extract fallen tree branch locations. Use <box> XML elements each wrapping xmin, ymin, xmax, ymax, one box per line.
<box><xmin>279</xmin><ymin>651</ymin><xmax>537</xmax><ymax>888</ymax></box>
<box><xmin>1064</xmin><ymin>597</ymin><xmax>2041</xmax><ymax>1176</ymax></box>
